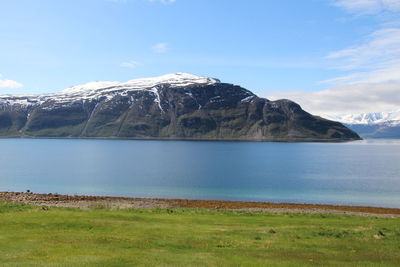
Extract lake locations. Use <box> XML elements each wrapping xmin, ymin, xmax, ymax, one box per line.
<box><xmin>0</xmin><ymin>138</ymin><xmax>399</xmax><ymax>208</ymax></box>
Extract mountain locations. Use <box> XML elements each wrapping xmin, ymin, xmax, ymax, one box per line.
<box><xmin>0</xmin><ymin>73</ymin><xmax>360</xmax><ymax>142</ymax></box>
<box><xmin>326</xmin><ymin>110</ymin><xmax>400</xmax><ymax>139</ymax></box>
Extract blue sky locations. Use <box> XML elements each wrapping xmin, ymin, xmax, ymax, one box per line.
<box><xmin>1</xmin><ymin>0</ymin><xmax>399</xmax><ymax>115</ymax></box>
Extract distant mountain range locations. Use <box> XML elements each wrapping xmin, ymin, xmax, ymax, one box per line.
<box><xmin>0</xmin><ymin>73</ymin><xmax>360</xmax><ymax>142</ymax></box>
<box><xmin>326</xmin><ymin>110</ymin><xmax>400</xmax><ymax>139</ymax></box>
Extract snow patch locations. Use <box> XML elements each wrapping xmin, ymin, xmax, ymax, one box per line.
<box><xmin>60</xmin><ymin>72</ymin><xmax>219</xmax><ymax>95</ymax></box>
<box><xmin>241</xmin><ymin>95</ymin><xmax>255</xmax><ymax>102</ymax></box>
<box><xmin>0</xmin><ymin>73</ymin><xmax>219</xmax><ymax>109</ymax></box>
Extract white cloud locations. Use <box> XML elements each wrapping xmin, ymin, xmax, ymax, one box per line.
<box><xmin>267</xmin><ymin>81</ymin><xmax>400</xmax><ymax>116</ymax></box>
<box><xmin>333</xmin><ymin>0</ymin><xmax>400</xmax><ymax>14</ymax></box>
<box><xmin>312</xmin><ymin>26</ymin><xmax>400</xmax><ymax>115</ymax></box>
<box><xmin>272</xmin><ymin>26</ymin><xmax>400</xmax><ymax>116</ymax></box>
<box><xmin>120</xmin><ymin>60</ymin><xmax>140</xmax><ymax>68</ymax></box>
<box><xmin>273</xmin><ymin>4</ymin><xmax>400</xmax><ymax>117</ymax></box>
<box><xmin>262</xmin><ymin>1</ymin><xmax>400</xmax><ymax>117</ymax></box>
<box><xmin>151</xmin><ymin>42</ymin><xmax>168</xmax><ymax>53</ymax></box>
<box><xmin>326</xmin><ymin>28</ymin><xmax>400</xmax><ymax>72</ymax></box>
<box><xmin>324</xmin><ymin>27</ymin><xmax>400</xmax><ymax>87</ymax></box>
<box><xmin>0</xmin><ymin>78</ymin><xmax>23</xmax><ymax>89</ymax></box>
<box><xmin>270</xmin><ymin>31</ymin><xmax>400</xmax><ymax>115</ymax></box>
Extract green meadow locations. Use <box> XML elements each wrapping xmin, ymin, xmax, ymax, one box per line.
<box><xmin>0</xmin><ymin>201</ymin><xmax>399</xmax><ymax>266</ymax></box>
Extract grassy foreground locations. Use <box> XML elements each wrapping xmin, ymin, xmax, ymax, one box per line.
<box><xmin>0</xmin><ymin>202</ymin><xmax>399</xmax><ymax>266</ymax></box>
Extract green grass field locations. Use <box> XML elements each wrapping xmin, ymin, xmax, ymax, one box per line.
<box><xmin>0</xmin><ymin>201</ymin><xmax>399</xmax><ymax>266</ymax></box>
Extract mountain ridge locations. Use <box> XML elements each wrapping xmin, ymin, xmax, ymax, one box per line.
<box><xmin>326</xmin><ymin>110</ymin><xmax>400</xmax><ymax>126</ymax></box>
<box><xmin>325</xmin><ymin>110</ymin><xmax>400</xmax><ymax>139</ymax></box>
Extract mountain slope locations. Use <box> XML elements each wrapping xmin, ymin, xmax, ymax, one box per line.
<box><xmin>326</xmin><ymin>111</ymin><xmax>400</xmax><ymax>139</ymax></box>
<box><xmin>0</xmin><ymin>73</ymin><xmax>360</xmax><ymax>141</ymax></box>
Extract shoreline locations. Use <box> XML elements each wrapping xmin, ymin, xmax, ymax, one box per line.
<box><xmin>1</xmin><ymin>191</ymin><xmax>399</xmax><ymax>217</ymax></box>
<box><xmin>0</xmin><ymin>136</ymin><xmax>361</xmax><ymax>143</ymax></box>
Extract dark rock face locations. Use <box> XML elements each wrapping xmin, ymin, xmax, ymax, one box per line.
<box><xmin>0</xmin><ymin>82</ymin><xmax>361</xmax><ymax>141</ymax></box>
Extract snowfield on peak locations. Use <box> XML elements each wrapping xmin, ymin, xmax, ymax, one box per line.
<box><xmin>0</xmin><ymin>73</ymin><xmax>220</xmax><ymax>107</ymax></box>
<box><xmin>325</xmin><ymin>110</ymin><xmax>400</xmax><ymax>126</ymax></box>
<box><xmin>60</xmin><ymin>73</ymin><xmax>220</xmax><ymax>95</ymax></box>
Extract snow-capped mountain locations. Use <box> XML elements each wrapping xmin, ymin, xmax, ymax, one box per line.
<box><xmin>325</xmin><ymin>110</ymin><xmax>400</xmax><ymax>138</ymax></box>
<box><xmin>327</xmin><ymin>110</ymin><xmax>400</xmax><ymax>126</ymax></box>
<box><xmin>0</xmin><ymin>72</ymin><xmax>219</xmax><ymax>108</ymax></box>
<box><xmin>0</xmin><ymin>73</ymin><xmax>360</xmax><ymax>141</ymax></box>
<box><xmin>61</xmin><ymin>72</ymin><xmax>219</xmax><ymax>94</ymax></box>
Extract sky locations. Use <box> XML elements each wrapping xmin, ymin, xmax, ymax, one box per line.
<box><xmin>0</xmin><ymin>0</ymin><xmax>399</xmax><ymax>116</ymax></box>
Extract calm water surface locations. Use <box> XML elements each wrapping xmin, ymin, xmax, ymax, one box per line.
<box><xmin>1</xmin><ymin>138</ymin><xmax>399</xmax><ymax>208</ymax></box>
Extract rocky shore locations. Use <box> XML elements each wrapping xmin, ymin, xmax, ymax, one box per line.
<box><xmin>1</xmin><ymin>191</ymin><xmax>399</xmax><ymax>217</ymax></box>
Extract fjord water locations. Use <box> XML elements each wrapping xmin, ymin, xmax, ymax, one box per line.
<box><xmin>1</xmin><ymin>139</ymin><xmax>399</xmax><ymax>208</ymax></box>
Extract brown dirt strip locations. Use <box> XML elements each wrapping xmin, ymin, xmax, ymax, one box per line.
<box><xmin>1</xmin><ymin>191</ymin><xmax>399</xmax><ymax>217</ymax></box>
